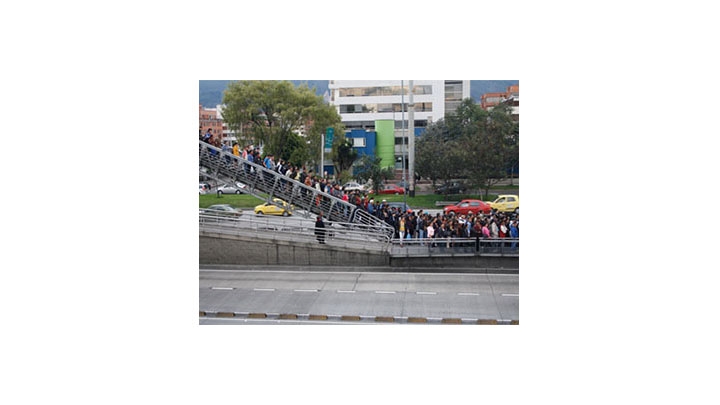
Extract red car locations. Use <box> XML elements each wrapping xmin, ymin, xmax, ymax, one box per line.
<box><xmin>370</xmin><ymin>184</ymin><xmax>405</xmax><ymax>195</ymax></box>
<box><xmin>443</xmin><ymin>199</ymin><xmax>492</xmax><ymax>216</ymax></box>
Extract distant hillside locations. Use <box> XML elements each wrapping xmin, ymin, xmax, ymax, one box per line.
<box><xmin>199</xmin><ymin>80</ymin><xmax>328</xmax><ymax>108</ymax></box>
<box><xmin>199</xmin><ymin>80</ymin><xmax>518</xmax><ymax>108</ymax></box>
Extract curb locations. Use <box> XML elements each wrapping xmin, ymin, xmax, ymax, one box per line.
<box><xmin>200</xmin><ymin>311</ymin><xmax>517</xmax><ymax>325</ymax></box>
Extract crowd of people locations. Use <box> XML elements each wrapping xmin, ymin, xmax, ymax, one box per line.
<box><xmin>363</xmin><ymin>202</ymin><xmax>518</xmax><ymax>248</ymax></box>
<box><xmin>314</xmin><ymin>198</ymin><xmax>519</xmax><ymax>248</ymax></box>
<box><xmin>201</xmin><ymin>133</ymin><xmax>519</xmax><ymax>247</ymax></box>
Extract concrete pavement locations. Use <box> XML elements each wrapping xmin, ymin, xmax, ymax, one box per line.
<box><xmin>199</xmin><ymin>267</ymin><xmax>519</xmax><ymax>324</ymax></box>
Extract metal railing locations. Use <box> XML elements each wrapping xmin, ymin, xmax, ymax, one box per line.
<box><xmin>388</xmin><ymin>237</ymin><xmax>519</xmax><ymax>257</ymax></box>
<box><xmin>199</xmin><ymin>212</ymin><xmax>392</xmax><ymax>250</ymax></box>
<box><xmin>199</xmin><ymin>140</ymin><xmax>395</xmax><ymax>240</ymax></box>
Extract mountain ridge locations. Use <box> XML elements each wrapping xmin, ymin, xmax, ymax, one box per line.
<box><xmin>199</xmin><ymin>80</ymin><xmax>518</xmax><ymax>108</ymax></box>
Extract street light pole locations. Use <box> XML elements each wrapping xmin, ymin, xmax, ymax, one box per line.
<box><xmin>408</xmin><ymin>80</ymin><xmax>415</xmax><ymax>198</ymax></box>
<box><xmin>401</xmin><ymin>80</ymin><xmax>407</xmax><ymax>209</ymax></box>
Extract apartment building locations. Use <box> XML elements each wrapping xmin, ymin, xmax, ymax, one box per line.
<box><xmin>327</xmin><ymin>80</ymin><xmax>470</xmax><ymax>170</ymax></box>
<box><xmin>481</xmin><ymin>84</ymin><xmax>519</xmax><ymax>121</ymax></box>
<box><xmin>198</xmin><ymin>104</ymin><xmax>224</xmax><ymax>143</ymax></box>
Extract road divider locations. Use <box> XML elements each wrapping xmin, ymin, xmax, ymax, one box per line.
<box><xmin>199</xmin><ymin>311</ymin><xmax>518</xmax><ymax>324</ymax></box>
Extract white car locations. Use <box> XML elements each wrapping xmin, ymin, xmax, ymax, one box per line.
<box><xmin>203</xmin><ymin>204</ymin><xmax>243</xmax><ymax>217</ymax></box>
<box><xmin>217</xmin><ymin>182</ymin><xmax>247</xmax><ymax>195</ymax></box>
<box><xmin>343</xmin><ymin>181</ymin><xmax>365</xmax><ymax>192</ymax></box>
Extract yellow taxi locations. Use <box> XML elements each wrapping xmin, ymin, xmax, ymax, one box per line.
<box><xmin>489</xmin><ymin>194</ymin><xmax>519</xmax><ymax>214</ymax></box>
<box><xmin>254</xmin><ymin>198</ymin><xmax>294</xmax><ymax>216</ymax></box>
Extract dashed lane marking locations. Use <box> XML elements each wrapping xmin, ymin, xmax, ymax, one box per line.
<box><xmin>293</xmin><ymin>289</ymin><xmax>319</xmax><ymax>292</ymax></box>
<box><xmin>374</xmin><ymin>291</ymin><xmax>396</xmax><ymax>294</ymax></box>
<box><xmin>416</xmin><ymin>291</ymin><xmax>437</xmax><ymax>295</ymax></box>
<box><xmin>253</xmin><ymin>288</ymin><xmax>276</xmax><ymax>292</ymax></box>
<box><xmin>501</xmin><ymin>293</ymin><xmax>519</xmax><ymax>297</ymax></box>
<box><xmin>210</xmin><ymin>287</ymin><xmax>234</xmax><ymax>290</ymax></box>
<box><xmin>337</xmin><ymin>290</ymin><xmax>356</xmax><ymax>293</ymax></box>
<box><xmin>457</xmin><ymin>292</ymin><xmax>480</xmax><ymax>296</ymax></box>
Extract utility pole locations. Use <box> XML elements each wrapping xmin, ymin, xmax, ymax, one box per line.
<box><xmin>401</xmin><ymin>80</ymin><xmax>407</xmax><ymax>209</ymax></box>
<box><xmin>408</xmin><ymin>80</ymin><xmax>415</xmax><ymax>197</ymax></box>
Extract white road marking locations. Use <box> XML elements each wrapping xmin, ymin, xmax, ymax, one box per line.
<box><xmin>293</xmin><ymin>289</ymin><xmax>318</xmax><ymax>292</ymax></box>
<box><xmin>253</xmin><ymin>288</ymin><xmax>276</xmax><ymax>292</ymax></box>
<box><xmin>458</xmin><ymin>292</ymin><xmax>479</xmax><ymax>296</ymax></box>
<box><xmin>375</xmin><ymin>291</ymin><xmax>396</xmax><ymax>294</ymax></box>
<box><xmin>501</xmin><ymin>293</ymin><xmax>519</xmax><ymax>297</ymax></box>
<box><xmin>337</xmin><ymin>290</ymin><xmax>356</xmax><ymax>293</ymax></box>
<box><xmin>210</xmin><ymin>287</ymin><xmax>234</xmax><ymax>290</ymax></box>
<box><xmin>416</xmin><ymin>291</ymin><xmax>437</xmax><ymax>295</ymax></box>
<box><xmin>200</xmin><ymin>268</ymin><xmax>518</xmax><ymax>277</ymax></box>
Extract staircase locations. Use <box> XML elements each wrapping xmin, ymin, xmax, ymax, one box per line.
<box><xmin>199</xmin><ymin>140</ymin><xmax>395</xmax><ymax>240</ymax></box>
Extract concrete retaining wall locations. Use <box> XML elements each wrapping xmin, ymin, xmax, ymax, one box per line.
<box><xmin>200</xmin><ymin>232</ymin><xmax>390</xmax><ymax>267</ymax></box>
<box><xmin>201</xmin><ymin>232</ymin><xmax>519</xmax><ymax>271</ymax></box>
<box><xmin>390</xmin><ymin>255</ymin><xmax>518</xmax><ymax>271</ymax></box>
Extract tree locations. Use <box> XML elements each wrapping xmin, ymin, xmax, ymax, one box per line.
<box><xmin>415</xmin><ymin>98</ymin><xmax>519</xmax><ymax>198</ymax></box>
<box><xmin>221</xmin><ymin>80</ymin><xmax>341</xmax><ymax>166</ymax></box>
<box><xmin>463</xmin><ymin>102</ymin><xmax>519</xmax><ymax>197</ymax></box>
<box><xmin>355</xmin><ymin>155</ymin><xmax>394</xmax><ymax>194</ymax></box>
<box><xmin>332</xmin><ymin>137</ymin><xmax>358</xmax><ymax>183</ymax></box>
<box><xmin>415</xmin><ymin>119</ymin><xmax>463</xmax><ymax>187</ymax></box>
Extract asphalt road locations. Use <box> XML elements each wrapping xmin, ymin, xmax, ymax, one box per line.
<box><xmin>199</xmin><ymin>267</ymin><xmax>518</xmax><ymax>324</ymax></box>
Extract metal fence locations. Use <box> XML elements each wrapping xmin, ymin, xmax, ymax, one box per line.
<box><xmin>199</xmin><ymin>140</ymin><xmax>395</xmax><ymax>240</ymax></box>
<box><xmin>199</xmin><ymin>211</ymin><xmax>518</xmax><ymax>257</ymax></box>
<box><xmin>388</xmin><ymin>236</ymin><xmax>519</xmax><ymax>257</ymax></box>
<box><xmin>199</xmin><ymin>211</ymin><xmax>392</xmax><ymax>250</ymax></box>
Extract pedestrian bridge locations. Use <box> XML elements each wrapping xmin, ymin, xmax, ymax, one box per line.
<box><xmin>199</xmin><ymin>140</ymin><xmax>394</xmax><ymax>241</ymax></box>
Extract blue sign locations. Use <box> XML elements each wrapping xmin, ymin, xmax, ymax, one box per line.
<box><xmin>325</xmin><ymin>127</ymin><xmax>334</xmax><ymax>149</ymax></box>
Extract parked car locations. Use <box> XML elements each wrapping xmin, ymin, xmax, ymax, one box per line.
<box><xmin>435</xmin><ymin>181</ymin><xmax>467</xmax><ymax>195</ymax></box>
<box><xmin>443</xmin><ymin>199</ymin><xmax>492</xmax><ymax>216</ymax></box>
<box><xmin>396</xmin><ymin>180</ymin><xmax>410</xmax><ymax>192</ymax></box>
<box><xmin>489</xmin><ymin>194</ymin><xmax>519</xmax><ymax>214</ymax></box>
<box><xmin>343</xmin><ymin>181</ymin><xmax>366</xmax><ymax>192</ymax></box>
<box><xmin>254</xmin><ymin>198</ymin><xmax>294</xmax><ymax>216</ymax></box>
<box><xmin>217</xmin><ymin>182</ymin><xmax>246</xmax><ymax>195</ymax></box>
<box><xmin>385</xmin><ymin>201</ymin><xmax>413</xmax><ymax>213</ymax></box>
<box><xmin>370</xmin><ymin>184</ymin><xmax>405</xmax><ymax>195</ymax></box>
<box><xmin>202</xmin><ymin>204</ymin><xmax>243</xmax><ymax>217</ymax></box>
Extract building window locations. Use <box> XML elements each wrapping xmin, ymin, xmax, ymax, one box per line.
<box><xmin>352</xmin><ymin>137</ymin><xmax>366</xmax><ymax>148</ymax></box>
<box><xmin>339</xmin><ymin>85</ymin><xmax>433</xmax><ymax>97</ymax></box>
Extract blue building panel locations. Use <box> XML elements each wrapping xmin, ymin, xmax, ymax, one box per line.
<box><xmin>346</xmin><ymin>129</ymin><xmax>377</xmax><ymax>159</ymax></box>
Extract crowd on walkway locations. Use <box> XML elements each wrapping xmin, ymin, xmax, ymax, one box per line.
<box><xmin>370</xmin><ymin>202</ymin><xmax>518</xmax><ymax>247</ymax></box>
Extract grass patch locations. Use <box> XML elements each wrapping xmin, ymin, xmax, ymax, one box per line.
<box><xmin>200</xmin><ymin>191</ymin><xmax>507</xmax><ymax>210</ymax></box>
<box><xmin>199</xmin><ymin>193</ymin><xmax>263</xmax><ymax>209</ymax></box>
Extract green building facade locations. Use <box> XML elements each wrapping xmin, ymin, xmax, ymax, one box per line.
<box><xmin>374</xmin><ymin>119</ymin><xmax>395</xmax><ymax>169</ymax></box>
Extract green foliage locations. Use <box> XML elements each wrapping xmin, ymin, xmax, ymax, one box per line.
<box><xmin>415</xmin><ymin>98</ymin><xmax>519</xmax><ymax>197</ymax></box>
<box><xmin>332</xmin><ymin>137</ymin><xmax>358</xmax><ymax>181</ymax></box>
<box><xmin>221</xmin><ymin>80</ymin><xmax>341</xmax><ymax>167</ymax></box>
<box><xmin>354</xmin><ymin>155</ymin><xmax>394</xmax><ymax>194</ymax></box>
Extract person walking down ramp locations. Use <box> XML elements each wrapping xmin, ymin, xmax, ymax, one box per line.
<box><xmin>315</xmin><ymin>214</ymin><xmax>326</xmax><ymax>244</ymax></box>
